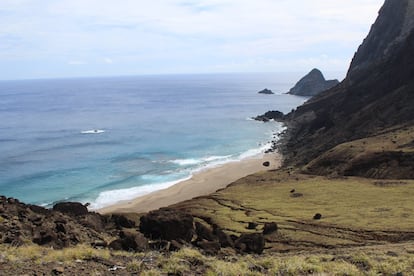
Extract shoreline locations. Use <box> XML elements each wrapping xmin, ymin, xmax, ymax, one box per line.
<box><xmin>98</xmin><ymin>152</ymin><xmax>282</xmax><ymax>214</ymax></box>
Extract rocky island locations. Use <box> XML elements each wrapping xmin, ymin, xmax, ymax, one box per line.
<box><xmin>257</xmin><ymin>88</ymin><xmax>274</xmax><ymax>94</ymax></box>
<box><xmin>287</xmin><ymin>68</ymin><xmax>339</xmax><ymax>96</ymax></box>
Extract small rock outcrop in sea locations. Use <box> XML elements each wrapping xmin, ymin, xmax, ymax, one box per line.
<box><xmin>258</xmin><ymin>88</ymin><xmax>274</xmax><ymax>94</ymax></box>
<box><xmin>287</xmin><ymin>68</ymin><xmax>339</xmax><ymax>96</ymax></box>
<box><xmin>254</xmin><ymin>110</ymin><xmax>285</xmax><ymax>122</ymax></box>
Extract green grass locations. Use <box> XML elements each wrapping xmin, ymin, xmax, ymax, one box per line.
<box><xmin>175</xmin><ymin>169</ymin><xmax>414</xmax><ymax>250</ymax></box>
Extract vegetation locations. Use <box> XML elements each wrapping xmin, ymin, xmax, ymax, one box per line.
<box><xmin>1</xmin><ymin>243</ymin><xmax>414</xmax><ymax>275</ymax></box>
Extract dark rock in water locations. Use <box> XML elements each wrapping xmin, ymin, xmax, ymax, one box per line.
<box><xmin>53</xmin><ymin>202</ymin><xmax>88</xmax><ymax>217</ymax></box>
<box><xmin>235</xmin><ymin>233</ymin><xmax>265</xmax><ymax>254</ymax></box>
<box><xmin>290</xmin><ymin>189</ymin><xmax>295</xmax><ymax>193</ymax></box>
<box><xmin>258</xmin><ymin>88</ymin><xmax>274</xmax><ymax>94</ymax></box>
<box><xmin>139</xmin><ymin>208</ymin><xmax>194</xmax><ymax>242</ymax></box>
<box><xmin>262</xmin><ymin>161</ymin><xmax>270</xmax><ymax>167</ymax></box>
<box><xmin>263</xmin><ymin>222</ymin><xmax>278</xmax><ymax>235</ymax></box>
<box><xmin>287</xmin><ymin>68</ymin><xmax>339</xmax><ymax>96</ymax></box>
<box><xmin>254</xmin><ymin>110</ymin><xmax>285</xmax><ymax>122</ymax></box>
<box><xmin>247</xmin><ymin>222</ymin><xmax>258</xmax><ymax>229</ymax></box>
<box><xmin>313</xmin><ymin>213</ymin><xmax>322</xmax><ymax>220</ymax></box>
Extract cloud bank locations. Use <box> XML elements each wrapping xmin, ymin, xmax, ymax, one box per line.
<box><xmin>0</xmin><ymin>0</ymin><xmax>384</xmax><ymax>79</ymax></box>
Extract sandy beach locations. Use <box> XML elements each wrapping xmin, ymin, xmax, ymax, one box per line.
<box><xmin>98</xmin><ymin>152</ymin><xmax>281</xmax><ymax>214</ymax></box>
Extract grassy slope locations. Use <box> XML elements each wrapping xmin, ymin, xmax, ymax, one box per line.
<box><xmin>2</xmin><ymin>242</ymin><xmax>414</xmax><ymax>275</ymax></box>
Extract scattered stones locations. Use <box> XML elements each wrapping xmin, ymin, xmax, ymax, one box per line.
<box><xmin>263</xmin><ymin>222</ymin><xmax>278</xmax><ymax>235</ymax></box>
<box><xmin>313</xmin><ymin>213</ymin><xmax>322</xmax><ymax>220</ymax></box>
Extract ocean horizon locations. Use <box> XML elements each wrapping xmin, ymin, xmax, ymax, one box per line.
<box><xmin>0</xmin><ymin>73</ymin><xmax>307</xmax><ymax>209</ymax></box>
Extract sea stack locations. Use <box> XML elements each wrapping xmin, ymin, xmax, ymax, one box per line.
<box><xmin>287</xmin><ymin>68</ymin><xmax>339</xmax><ymax>96</ymax></box>
<box><xmin>258</xmin><ymin>88</ymin><xmax>274</xmax><ymax>94</ymax></box>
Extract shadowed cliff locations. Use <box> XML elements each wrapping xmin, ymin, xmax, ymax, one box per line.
<box><xmin>281</xmin><ymin>0</ymin><xmax>414</xmax><ymax>176</ymax></box>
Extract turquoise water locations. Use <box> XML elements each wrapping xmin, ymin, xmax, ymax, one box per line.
<box><xmin>0</xmin><ymin>73</ymin><xmax>307</xmax><ymax>208</ymax></box>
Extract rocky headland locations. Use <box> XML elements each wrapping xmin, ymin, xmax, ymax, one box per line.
<box><xmin>287</xmin><ymin>68</ymin><xmax>339</xmax><ymax>96</ymax></box>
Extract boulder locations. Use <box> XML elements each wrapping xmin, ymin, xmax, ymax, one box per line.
<box><xmin>110</xmin><ymin>214</ymin><xmax>136</xmax><ymax>229</ymax></box>
<box><xmin>313</xmin><ymin>213</ymin><xmax>322</xmax><ymax>220</ymax></box>
<box><xmin>195</xmin><ymin>221</ymin><xmax>215</xmax><ymax>241</ymax></box>
<box><xmin>263</xmin><ymin>222</ymin><xmax>278</xmax><ymax>235</ymax></box>
<box><xmin>109</xmin><ymin>230</ymin><xmax>148</xmax><ymax>251</ymax></box>
<box><xmin>214</xmin><ymin>226</ymin><xmax>234</xmax><ymax>248</ymax></box>
<box><xmin>235</xmin><ymin>233</ymin><xmax>265</xmax><ymax>254</ymax></box>
<box><xmin>196</xmin><ymin>240</ymin><xmax>221</xmax><ymax>255</ymax></box>
<box><xmin>52</xmin><ymin>202</ymin><xmax>88</xmax><ymax>217</ymax></box>
<box><xmin>247</xmin><ymin>222</ymin><xmax>258</xmax><ymax>230</ymax></box>
<box><xmin>139</xmin><ymin>208</ymin><xmax>194</xmax><ymax>242</ymax></box>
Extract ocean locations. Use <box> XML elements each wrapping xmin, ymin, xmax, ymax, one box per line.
<box><xmin>0</xmin><ymin>73</ymin><xmax>307</xmax><ymax>209</ymax></box>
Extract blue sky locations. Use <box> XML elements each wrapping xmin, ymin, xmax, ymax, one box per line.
<box><xmin>0</xmin><ymin>0</ymin><xmax>384</xmax><ymax>80</ymax></box>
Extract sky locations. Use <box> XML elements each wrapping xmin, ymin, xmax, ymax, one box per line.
<box><xmin>0</xmin><ymin>0</ymin><xmax>384</xmax><ymax>80</ymax></box>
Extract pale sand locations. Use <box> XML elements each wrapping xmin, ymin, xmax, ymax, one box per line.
<box><xmin>98</xmin><ymin>153</ymin><xmax>281</xmax><ymax>214</ymax></box>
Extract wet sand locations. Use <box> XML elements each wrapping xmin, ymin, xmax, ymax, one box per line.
<box><xmin>98</xmin><ymin>153</ymin><xmax>281</xmax><ymax>214</ymax></box>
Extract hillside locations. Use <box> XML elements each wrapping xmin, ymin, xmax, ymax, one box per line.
<box><xmin>281</xmin><ymin>0</ymin><xmax>414</xmax><ymax>172</ymax></box>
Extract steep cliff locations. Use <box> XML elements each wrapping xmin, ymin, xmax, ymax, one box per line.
<box><xmin>281</xmin><ymin>0</ymin><xmax>414</xmax><ymax>174</ymax></box>
<box><xmin>287</xmin><ymin>68</ymin><xmax>339</xmax><ymax>96</ymax></box>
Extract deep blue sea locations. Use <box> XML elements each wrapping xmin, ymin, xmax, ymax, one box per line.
<box><xmin>0</xmin><ymin>73</ymin><xmax>307</xmax><ymax>209</ymax></box>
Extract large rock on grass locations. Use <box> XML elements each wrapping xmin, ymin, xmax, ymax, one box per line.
<box><xmin>139</xmin><ymin>208</ymin><xmax>194</xmax><ymax>242</ymax></box>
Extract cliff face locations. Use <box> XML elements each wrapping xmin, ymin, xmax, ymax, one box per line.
<box><xmin>288</xmin><ymin>68</ymin><xmax>339</xmax><ymax>96</ymax></box>
<box><xmin>282</xmin><ymin>0</ymin><xmax>414</xmax><ymax>170</ymax></box>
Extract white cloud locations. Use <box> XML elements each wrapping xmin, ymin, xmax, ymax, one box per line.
<box><xmin>0</xmin><ymin>0</ymin><xmax>385</xmax><ymax>79</ymax></box>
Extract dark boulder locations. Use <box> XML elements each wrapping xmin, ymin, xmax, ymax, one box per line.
<box><xmin>247</xmin><ymin>222</ymin><xmax>258</xmax><ymax>230</ymax></box>
<box><xmin>263</xmin><ymin>222</ymin><xmax>278</xmax><ymax>235</ymax></box>
<box><xmin>235</xmin><ymin>233</ymin><xmax>265</xmax><ymax>254</ymax></box>
<box><xmin>195</xmin><ymin>221</ymin><xmax>215</xmax><ymax>241</ymax></box>
<box><xmin>109</xmin><ymin>230</ymin><xmax>148</xmax><ymax>252</ymax></box>
<box><xmin>262</xmin><ymin>161</ymin><xmax>270</xmax><ymax>167</ymax></box>
<box><xmin>53</xmin><ymin>202</ymin><xmax>88</xmax><ymax>217</ymax></box>
<box><xmin>110</xmin><ymin>214</ymin><xmax>136</xmax><ymax>229</ymax></box>
<box><xmin>196</xmin><ymin>240</ymin><xmax>221</xmax><ymax>255</ymax></box>
<box><xmin>32</xmin><ymin>228</ymin><xmax>57</xmax><ymax>245</ymax></box>
<box><xmin>139</xmin><ymin>208</ymin><xmax>194</xmax><ymax>242</ymax></box>
<box><xmin>313</xmin><ymin>213</ymin><xmax>322</xmax><ymax>220</ymax></box>
<box><xmin>214</xmin><ymin>226</ymin><xmax>234</xmax><ymax>248</ymax></box>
